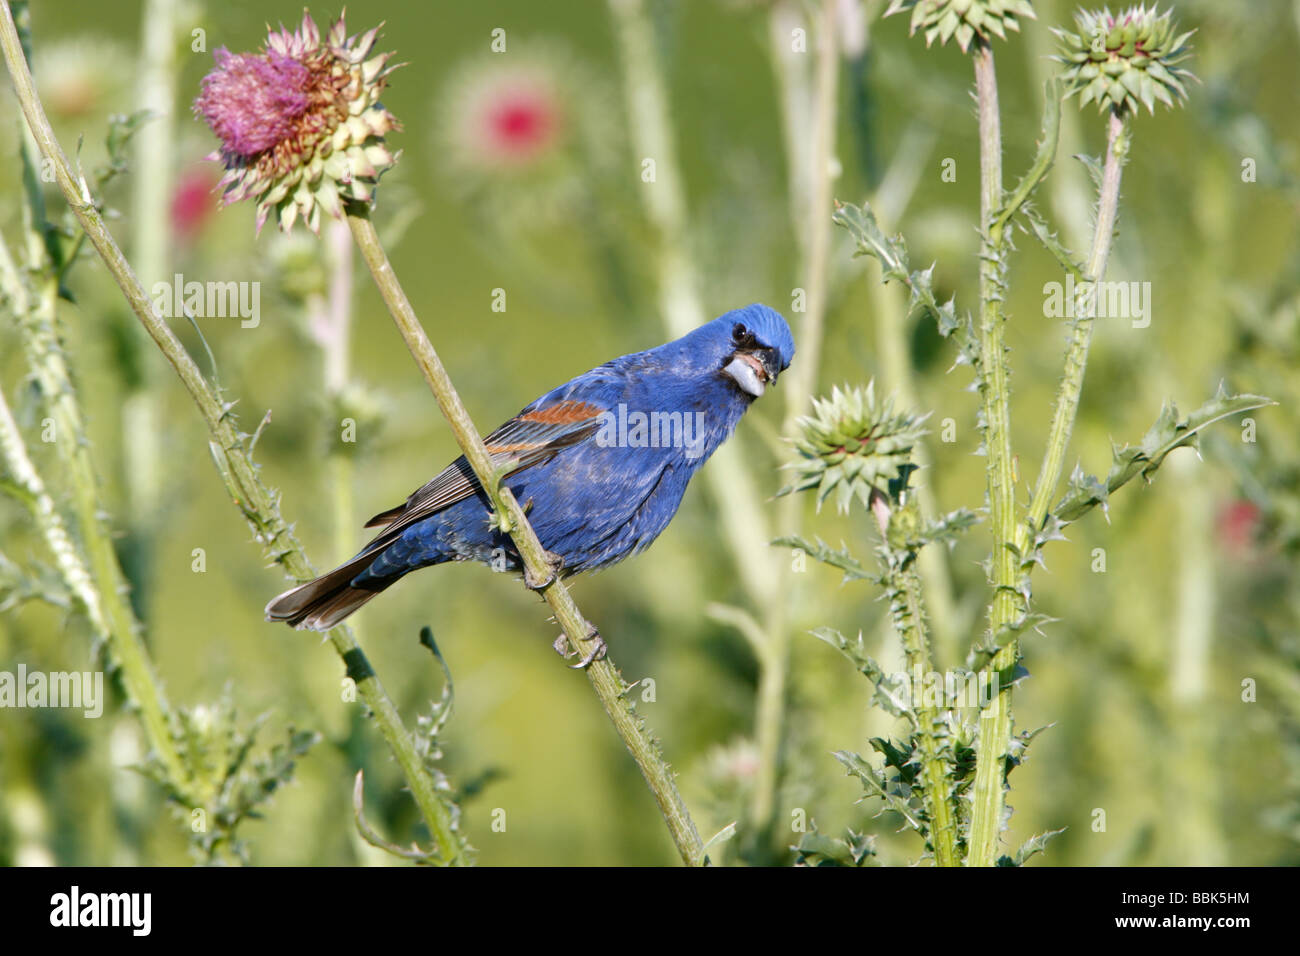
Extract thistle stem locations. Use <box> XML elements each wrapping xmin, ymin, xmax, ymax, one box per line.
<box><xmin>1021</xmin><ymin>109</ymin><xmax>1127</xmax><ymax>544</ymax></box>
<box><xmin>345</xmin><ymin>209</ymin><xmax>707</xmax><ymax>867</ymax></box>
<box><xmin>967</xmin><ymin>38</ymin><xmax>1021</xmax><ymax>868</ymax></box>
<box><xmin>871</xmin><ymin>495</ymin><xmax>959</xmax><ymax>866</ymax></box>
<box><xmin>896</xmin><ymin>563</ymin><xmax>960</xmax><ymax>866</ymax></box>
<box><xmin>0</xmin><ymin>0</ymin><xmax>468</xmax><ymax>866</ymax></box>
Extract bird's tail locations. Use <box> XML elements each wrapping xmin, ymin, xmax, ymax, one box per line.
<box><xmin>265</xmin><ymin>549</ymin><xmax>388</xmax><ymax>631</ymax></box>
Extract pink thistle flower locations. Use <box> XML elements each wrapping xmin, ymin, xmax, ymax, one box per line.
<box><xmin>193</xmin><ymin>11</ymin><xmax>401</xmax><ymax>235</ymax></box>
<box><xmin>196</xmin><ymin>50</ymin><xmax>311</xmax><ymax>159</ymax></box>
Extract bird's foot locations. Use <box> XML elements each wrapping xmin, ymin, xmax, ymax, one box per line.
<box><xmin>524</xmin><ymin>550</ymin><xmax>564</xmax><ymax>592</ymax></box>
<box><xmin>552</xmin><ymin>622</ymin><xmax>607</xmax><ymax>669</ymax></box>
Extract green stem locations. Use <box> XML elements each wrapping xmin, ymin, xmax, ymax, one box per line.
<box><xmin>1021</xmin><ymin>110</ymin><xmax>1128</xmax><ymax>545</ymax></box>
<box><xmin>345</xmin><ymin>209</ymin><xmax>706</xmax><ymax>867</ymax></box>
<box><xmin>872</xmin><ymin>495</ymin><xmax>959</xmax><ymax>866</ymax></box>
<box><xmin>123</xmin><ymin>0</ymin><xmax>179</xmax><ymax>581</ymax></box>
<box><xmin>896</xmin><ymin>563</ymin><xmax>959</xmax><ymax>866</ymax></box>
<box><xmin>967</xmin><ymin>39</ymin><xmax>1020</xmax><ymax>868</ymax></box>
<box><xmin>0</xmin><ymin>0</ymin><xmax>468</xmax><ymax>866</ymax></box>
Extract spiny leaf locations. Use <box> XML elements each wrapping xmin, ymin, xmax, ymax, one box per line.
<box><xmin>1020</xmin><ymin>204</ymin><xmax>1087</xmax><ymax>282</ymax></box>
<box><xmin>793</xmin><ymin>827</ymin><xmax>876</xmax><ymax>867</ymax></box>
<box><xmin>833</xmin><ymin>200</ymin><xmax>976</xmax><ymax>363</ymax></box>
<box><xmin>1075</xmin><ymin>152</ymin><xmax>1105</xmax><ymax>192</ymax></box>
<box><xmin>833</xmin><ymin>750</ymin><xmax>925</xmax><ymax>834</ymax></box>
<box><xmin>810</xmin><ymin>627</ymin><xmax>912</xmax><ymax>720</ymax></box>
<box><xmin>920</xmin><ymin>507</ymin><xmax>982</xmax><ymax>550</ymax></box>
<box><xmin>1054</xmin><ymin>387</ymin><xmax>1275</xmax><ymax>523</ymax></box>
<box><xmin>995</xmin><ymin>78</ymin><xmax>1063</xmax><ymax>232</ymax></box>
<box><xmin>774</xmin><ymin>535</ymin><xmax>876</xmax><ymax>583</ymax></box>
<box><xmin>833</xmin><ymin>200</ymin><xmax>909</xmax><ymax>282</ymax></box>
<box><xmin>997</xmin><ymin>827</ymin><xmax>1067</xmax><ymax>866</ymax></box>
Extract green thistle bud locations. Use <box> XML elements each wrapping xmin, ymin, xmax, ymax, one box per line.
<box><xmin>885</xmin><ymin>0</ymin><xmax>1036</xmax><ymax>53</ymax></box>
<box><xmin>781</xmin><ymin>383</ymin><xmax>929</xmax><ymax>514</ymax></box>
<box><xmin>195</xmin><ymin>12</ymin><xmax>401</xmax><ymax>234</ymax></box>
<box><xmin>1053</xmin><ymin>5</ymin><xmax>1195</xmax><ymax>115</ymax></box>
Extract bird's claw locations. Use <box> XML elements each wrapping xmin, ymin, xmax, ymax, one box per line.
<box><xmin>524</xmin><ymin>550</ymin><xmax>564</xmax><ymax>591</ymax></box>
<box><xmin>553</xmin><ymin>623</ymin><xmax>606</xmax><ymax>669</ymax></box>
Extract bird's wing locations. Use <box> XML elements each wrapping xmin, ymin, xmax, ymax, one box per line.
<box><xmin>359</xmin><ymin>395</ymin><xmax>609</xmax><ymax>544</ymax></box>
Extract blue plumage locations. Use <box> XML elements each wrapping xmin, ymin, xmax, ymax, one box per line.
<box><xmin>266</xmin><ymin>304</ymin><xmax>794</xmax><ymax>631</ymax></box>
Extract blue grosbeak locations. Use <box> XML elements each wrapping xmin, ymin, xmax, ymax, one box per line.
<box><xmin>266</xmin><ymin>304</ymin><xmax>794</xmax><ymax>644</ymax></box>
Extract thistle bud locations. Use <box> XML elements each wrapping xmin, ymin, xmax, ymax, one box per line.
<box><xmin>1053</xmin><ymin>5</ymin><xmax>1195</xmax><ymax>115</ymax></box>
<box><xmin>885</xmin><ymin>0</ymin><xmax>1036</xmax><ymax>53</ymax></box>
<box><xmin>781</xmin><ymin>383</ymin><xmax>929</xmax><ymax>514</ymax></box>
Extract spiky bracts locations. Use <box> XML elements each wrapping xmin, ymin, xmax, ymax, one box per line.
<box><xmin>885</xmin><ymin>0</ymin><xmax>1036</xmax><ymax>53</ymax></box>
<box><xmin>1054</xmin><ymin>5</ymin><xmax>1195</xmax><ymax>115</ymax></box>
<box><xmin>195</xmin><ymin>12</ymin><xmax>401</xmax><ymax>234</ymax></box>
<box><xmin>781</xmin><ymin>383</ymin><xmax>929</xmax><ymax>513</ymax></box>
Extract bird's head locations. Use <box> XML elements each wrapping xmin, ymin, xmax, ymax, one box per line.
<box><xmin>710</xmin><ymin>304</ymin><xmax>795</xmax><ymax>400</ymax></box>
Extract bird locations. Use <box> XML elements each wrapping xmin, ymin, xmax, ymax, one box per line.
<box><xmin>265</xmin><ymin>303</ymin><xmax>794</xmax><ymax>661</ymax></box>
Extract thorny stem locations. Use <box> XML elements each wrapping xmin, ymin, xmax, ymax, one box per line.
<box><xmin>971</xmin><ymin>106</ymin><xmax>1126</xmax><ymax>865</ymax></box>
<box><xmin>1021</xmin><ymin>110</ymin><xmax>1128</xmax><ymax>545</ymax></box>
<box><xmin>968</xmin><ymin>39</ymin><xmax>1020</xmax><ymax>868</ymax></box>
<box><xmin>870</xmin><ymin>493</ymin><xmax>959</xmax><ymax>866</ymax></box>
<box><xmin>346</xmin><ymin>210</ymin><xmax>707</xmax><ymax>867</ymax></box>
<box><xmin>0</xmin><ymin>0</ymin><xmax>468</xmax><ymax>866</ymax></box>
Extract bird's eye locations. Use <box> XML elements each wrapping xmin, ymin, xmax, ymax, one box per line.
<box><xmin>732</xmin><ymin>323</ymin><xmax>748</xmax><ymax>343</ymax></box>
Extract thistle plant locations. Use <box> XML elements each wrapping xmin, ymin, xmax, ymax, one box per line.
<box><xmin>778</xmin><ymin>384</ymin><xmax>973</xmax><ymax>865</ymax></box>
<box><xmin>791</xmin><ymin>2</ymin><xmax>1273</xmax><ymax>865</ymax></box>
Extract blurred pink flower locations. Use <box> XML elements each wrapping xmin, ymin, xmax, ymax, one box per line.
<box><xmin>453</xmin><ymin>68</ymin><xmax>566</xmax><ymax>170</ymax></box>
<box><xmin>435</xmin><ymin>47</ymin><xmax>619</xmax><ymax>227</ymax></box>
<box><xmin>170</xmin><ymin>166</ymin><xmax>220</xmax><ymax>243</ymax></box>
<box><xmin>1217</xmin><ymin>499</ymin><xmax>1261</xmax><ymax>556</ymax></box>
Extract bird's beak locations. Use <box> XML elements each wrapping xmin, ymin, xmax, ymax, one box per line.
<box><xmin>723</xmin><ymin>349</ymin><xmax>777</xmax><ymax>398</ymax></box>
